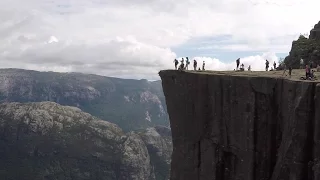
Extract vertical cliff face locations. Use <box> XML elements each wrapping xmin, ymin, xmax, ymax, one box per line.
<box><xmin>159</xmin><ymin>70</ymin><xmax>320</xmax><ymax>180</ymax></box>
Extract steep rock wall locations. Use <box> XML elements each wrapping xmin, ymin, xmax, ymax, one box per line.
<box><xmin>159</xmin><ymin>70</ymin><xmax>320</xmax><ymax>180</ymax></box>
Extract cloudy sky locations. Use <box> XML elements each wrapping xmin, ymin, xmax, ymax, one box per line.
<box><xmin>0</xmin><ymin>0</ymin><xmax>319</xmax><ymax>80</ymax></box>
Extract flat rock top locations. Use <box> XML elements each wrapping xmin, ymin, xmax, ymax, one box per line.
<box><xmin>160</xmin><ymin>69</ymin><xmax>320</xmax><ymax>82</ymax></box>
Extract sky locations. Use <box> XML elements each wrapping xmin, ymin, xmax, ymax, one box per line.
<box><xmin>0</xmin><ymin>0</ymin><xmax>319</xmax><ymax>80</ymax></box>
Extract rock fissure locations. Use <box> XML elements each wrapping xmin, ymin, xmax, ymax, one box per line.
<box><xmin>160</xmin><ymin>70</ymin><xmax>320</xmax><ymax>180</ymax></box>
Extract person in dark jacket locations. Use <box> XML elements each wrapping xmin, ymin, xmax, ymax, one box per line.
<box><xmin>193</xmin><ymin>59</ymin><xmax>197</xmax><ymax>70</ymax></box>
<box><xmin>236</xmin><ymin>58</ymin><xmax>240</xmax><ymax>70</ymax></box>
<box><xmin>173</xmin><ymin>59</ymin><xmax>178</xmax><ymax>70</ymax></box>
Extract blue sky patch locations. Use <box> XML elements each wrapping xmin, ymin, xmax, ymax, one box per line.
<box><xmin>172</xmin><ymin>35</ymin><xmax>290</xmax><ymax>62</ymax></box>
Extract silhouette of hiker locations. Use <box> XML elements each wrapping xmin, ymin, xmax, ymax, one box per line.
<box><xmin>306</xmin><ymin>65</ymin><xmax>310</xmax><ymax>79</ymax></box>
<box><xmin>265</xmin><ymin>60</ymin><xmax>269</xmax><ymax>71</ymax></box>
<box><xmin>273</xmin><ymin>61</ymin><xmax>276</xmax><ymax>70</ymax></box>
<box><xmin>179</xmin><ymin>58</ymin><xmax>185</xmax><ymax>70</ymax></box>
<box><xmin>288</xmin><ymin>66</ymin><xmax>292</xmax><ymax>78</ymax></box>
<box><xmin>174</xmin><ymin>59</ymin><xmax>179</xmax><ymax>70</ymax></box>
<box><xmin>240</xmin><ymin>63</ymin><xmax>244</xmax><ymax>71</ymax></box>
<box><xmin>193</xmin><ymin>59</ymin><xmax>197</xmax><ymax>70</ymax></box>
<box><xmin>248</xmin><ymin>65</ymin><xmax>251</xmax><ymax>71</ymax></box>
<box><xmin>186</xmin><ymin>57</ymin><xmax>190</xmax><ymax>70</ymax></box>
<box><xmin>282</xmin><ymin>63</ymin><xmax>288</xmax><ymax>76</ymax></box>
<box><xmin>236</xmin><ymin>58</ymin><xmax>240</xmax><ymax>70</ymax></box>
<box><xmin>202</xmin><ymin>61</ymin><xmax>205</xmax><ymax>70</ymax></box>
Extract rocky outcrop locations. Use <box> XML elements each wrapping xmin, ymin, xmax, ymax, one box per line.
<box><xmin>0</xmin><ymin>68</ymin><xmax>169</xmax><ymax>132</ymax></box>
<box><xmin>159</xmin><ymin>70</ymin><xmax>320</xmax><ymax>180</ymax></box>
<box><xmin>310</xmin><ymin>21</ymin><xmax>320</xmax><ymax>40</ymax></box>
<box><xmin>284</xmin><ymin>21</ymin><xmax>320</xmax><ymax>68</ymax></box>
<box><xmin>0</xmin><ymin>101</ymin><xmax>154</xmax><ymax>180</ymax></box>
<box><xmin>139</xmin><ymin>126</ymin><xmax>173</xmax><ymax>180</ymax></box>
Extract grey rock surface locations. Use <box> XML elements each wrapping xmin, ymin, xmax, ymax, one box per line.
<box><xmin>0</xmin><ymin>101</ymin><xmax>154</xmax><ymax>180</ymax></box>
<box><xmin>160</xmin><ymin>70</ymin><xmax>320</xmax><ymax>180</ymax></box>
<box><xmin>139</xmin><ymin>126</ymin><xmax>173</xmax><ymax>180</ymax></box>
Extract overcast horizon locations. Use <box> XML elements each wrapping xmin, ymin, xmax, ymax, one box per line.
<box><xmin>0</xmin><ymin>0</ymin><xmax>319</xmax><ymax>80</ymax></box>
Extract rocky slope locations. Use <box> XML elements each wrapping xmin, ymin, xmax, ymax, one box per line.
<box><xmin>0</xmin><ymin>101</ymin><xmax>155</xmax><ymax>180</ymax></box>
<box><xmin>159</xmin><ymin>70</ymin><xmax>320</xmax><ymax>180</ymax></box>
<box><xmin>284</xmin><ymin>21</ymin><xmax>320</xmax><ymax>68</ymax></box>
<box><xmin>0</xmin><ymin>68</ymin><xmax>169</xmax><ymax>132</ymax></box>
<box><xmin>138</xmin><ymin>126</ymin><xmax>173</xmax><ymax>180</ymax></box>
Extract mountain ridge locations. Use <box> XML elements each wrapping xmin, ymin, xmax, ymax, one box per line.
<box><xmin>0</xmin><ymin>68</ymin><xmax>169</xmax><ymax>132</ymax></box>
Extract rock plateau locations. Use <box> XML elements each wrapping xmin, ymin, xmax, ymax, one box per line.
<box><xmin>160</xmin><ymin>70</ymin><xmax>320</xmax><ymax>180</ymax></box>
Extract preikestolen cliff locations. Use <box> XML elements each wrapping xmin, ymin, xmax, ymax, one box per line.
<box><xmin>1</xmin><ymin>19</ymin><xmax>320</xmax><ymax>180</ymax></box>
<box><xmin>158</xmin><ymin>20</ymin><xmax>320</xmax><ymax>180</ymax></box>
<box><xmin>160</xmin><ymin>69</ymin><xmax>319</xmax><ymax>180</ymax></box>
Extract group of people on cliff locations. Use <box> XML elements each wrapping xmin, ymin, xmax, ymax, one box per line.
<box><xmin>304</xmin><ymin>64</ymin><xmax>316</xmax><ymax>80</ymax></box>
<box><xmin>173</xmin><ymin>57</ymin><xmax>205</xmax><ymax>71</ymax></box>
<box><xmin>173</xmin><ymin>57</ymin><xmax>280</xmax><ymax>72</ymax></box>
<box><xmin>235</xmin><ymin>58</ymin><xmax>278</xmax><ymax>72</ymax></box>
<box><xmin>173</xmin><ymin>57</ymin><xmax>319</xmax><ymax>81</ymax></box>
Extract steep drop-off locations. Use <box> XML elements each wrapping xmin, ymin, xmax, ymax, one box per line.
<box><xmin>159</xmin><ymin>70</ymin><xmax>320</xmax><ymax>180</ymax></box>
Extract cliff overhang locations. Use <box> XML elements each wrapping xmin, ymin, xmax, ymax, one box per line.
<box><xmin>159</xmin><ymin>70</ymin><xmax>320</xmax><ymax>180</ymax></box>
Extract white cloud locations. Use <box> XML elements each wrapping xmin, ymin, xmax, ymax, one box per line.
<box><xmin>0</xmin><ymin>0</ymin><xmax>319</xmax><ymax>79</ymax></box>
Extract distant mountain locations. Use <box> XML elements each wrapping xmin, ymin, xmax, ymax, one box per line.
<box><xmin>0</xmin><ymin>101</ymin><xmax>172</xmax><ymax>180</ymax></box>
<box><xmin>0</xmin><ymin>102</ymin><xmax>154</xmax><ymax>180</ymax></box>
<box><xmin>0</xmin><ymin>68</ymin><xmax>169</xmax><ymax>132</ymax></box>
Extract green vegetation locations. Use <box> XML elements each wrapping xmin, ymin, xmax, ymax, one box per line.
<box><xmin>284</xmin><ymin>33</ymin><xmax>320</xmax><ymax>68</ymax></box>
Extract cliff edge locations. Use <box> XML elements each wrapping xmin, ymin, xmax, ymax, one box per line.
<box><xmin>159</xmin><ymin>70</ymin><xmax>320</xmax><ymax>180</ymax></box>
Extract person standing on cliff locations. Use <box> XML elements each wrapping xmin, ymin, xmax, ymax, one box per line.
<box><xmin>185</xmin><ymin>57</ymin><xmax>190</xmax><ymax>70</ymax></box>
<box><xmin>202</xmin><ymin>61</ymin><xmax>205</xmax><ymax>70</ymax></box>
<box><xmin>193</xmin><ymin>59</ymin><xmax>197</xmax><ymax>70</ymax></box>
<box><xmin>282</xmin><ymin>63</ymin><xmax>288</xmax><ymax>77</ymax></box>
<box><xmin>288</xmin><ymin>66</ymin><xmax>292</xmax><ymax>78</ymax></box>
<box><xmin>181</xmin><ymin>58</ymin><xmax>184</xmax><ymax>64</ymax></box>
<box><xmin>236</xmin><ymin>58</ymin><xmax>240</xmax><ymax>70</ymax></box>
<box><xmin>173</xmin><ymin>59</ymin><xmax>179</xmax><ymax>70</ymax></box>
<box><xmin>300</xmin><ymin>59</ymin><xmax>304</xmax><ymax>69</ymax></box>
<box><xmin>265</xmin><ymin>60</ymin><xmax>269</xmax><ymax>71</ymax></box>
<box><xmin>273</xmin><ymin>61</ymin><xmax>276</xmax><ymax>70</ymax></box>
<box><xmin>306</xmin><ymin>65</ymin><xmax>311</xmax><ymax>79</ymax></box>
